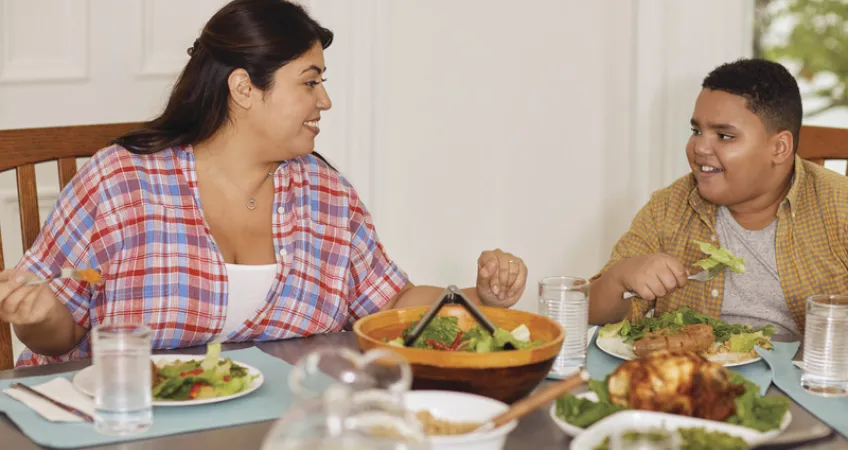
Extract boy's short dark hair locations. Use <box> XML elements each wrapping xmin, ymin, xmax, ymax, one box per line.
<box><xmin>702</xmin><ymin>58</ymin><xmax>803</xmax><ymax>152</ymax></box>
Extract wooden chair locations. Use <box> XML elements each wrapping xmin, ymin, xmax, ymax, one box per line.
<box><xmin>797</xmin><ymin>125</ymin><xmax>848</xmax><ymax>173</ymax></box>
<box><xmin>0</xmin><ymin>122</ymin><xmax>142</xmax><ymax>370</ymax></box>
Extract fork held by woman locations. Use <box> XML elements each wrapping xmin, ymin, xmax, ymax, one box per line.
<box><xmin>23</xmin><ymin>268</ymin><xmax>102</xmax><ymax>286</ymax></box>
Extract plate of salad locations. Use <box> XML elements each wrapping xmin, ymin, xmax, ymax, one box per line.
<box><xmin>570</xmin><ymin>411</ymin><xmax>774</xmax><ymax>450</ymax></box>
<box><xmin>549</xmin><ymin>372</ymin><xmax>791</xmax><ymax>440</ymax></box>
<box><xmin>595</xmin><ymin>307</ymin><xmax>776</xmax><ymax>367</ymax></box>
<box><xmin>383</xmin><ymin>315</ymin><xmax>544</xmax><ymax>352</ymax></box>
<box><xmin>73</xmin><ymin>342</ymin><xmax>263</xmax><ymax>406</ymax></box>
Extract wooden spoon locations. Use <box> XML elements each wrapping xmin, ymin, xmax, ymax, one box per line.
<box><xmin>472</xmin><ymin>368</ymin><xmax>589</xmax><ymax>433</ymax></box>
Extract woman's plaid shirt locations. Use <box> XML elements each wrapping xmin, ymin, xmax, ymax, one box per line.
<box><xmin>15</xmin><ymin>145</ymin><xmax>408</xmax><ymax>367</ymax></box>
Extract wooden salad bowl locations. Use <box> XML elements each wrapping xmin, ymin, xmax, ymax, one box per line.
<box><xmin>352</xmin><ymin>305</ymin><xmax>565</xmax><ymax>404</ymax></box>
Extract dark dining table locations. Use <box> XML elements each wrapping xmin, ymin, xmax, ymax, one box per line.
<box><xmin>0</xmin><ymin>332</ymin><xmax>845</xmax><ymax>449</ymax></box>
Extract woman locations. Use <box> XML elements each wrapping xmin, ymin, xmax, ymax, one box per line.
<box><xmin>0</xmin><ymin>0</ymin><xmax>527</xmax><ymax>367</ymax></box>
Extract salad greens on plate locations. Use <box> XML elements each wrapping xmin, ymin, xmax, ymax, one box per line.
<box><xmin>556</xmin><ymin>372</ymin><xmax>789</xmax><ymax>432</ymax></box>
<box><xmin>592</xmin><ymin>427</ymin><xmax>749</xmax><ymax>450</ymax></box>
<box><xmin>599</xmin><ymin>307</ymin><xmax>775</xmax><ymax>355</ymax></box>
<box><xmin>151</xmin><ymin>342</ymin><xmax>257</xmax><ymax>401</ymax></box>
<box><xmin>384</xmin><ymin>315</ymin><xmax>543</xmax><ymax>352</ymax></box>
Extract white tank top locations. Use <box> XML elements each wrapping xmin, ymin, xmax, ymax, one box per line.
<box><xmin>219</xmin><ymin>263</ymin><xmax>278</xmax><ymax>341</ymax></box>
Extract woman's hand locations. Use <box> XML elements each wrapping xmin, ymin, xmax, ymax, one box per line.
<box><xmin>0</xmin><ymin>270</ymin><xmax>60</xmax><ymax>326</ymax></box>
<box><xmin>475</xmin><ymin>249</ymin><xmax>527</xmax><ymax>308</ymax></box>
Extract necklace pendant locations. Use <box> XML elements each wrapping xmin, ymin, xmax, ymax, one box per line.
<box><xmin>247</xmin><ymin>199</ymin><xmax>257</xmax><ymax>210</ymax></box>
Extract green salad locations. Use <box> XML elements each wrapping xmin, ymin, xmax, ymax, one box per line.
<box><xmin>693</xmin><ymin>240</ymin><xmax>746</xmax><ymax>274</ymax></box>
<box><xmin>152</xmin><ymin>342</ymin><xmax>257</xmax><ymax>401</ymax></box>
<box><xmin>384</xmin><ymin>315</ymin><xmax>544</xmax><ymax>352</ymax></box>
<box><xmin>556</xmin><ymin>372</ymin><xmax>789</xmax><ymax>432</ymax></box>
<box><xmin>593</xmin><ymin>427</ymin><xmax>748</xmax><ymax>450</ymax></box>
<box><xmin>599</xmin><ymin>307</ymin><xmax>776</xmax><ymax>355</ymax></box>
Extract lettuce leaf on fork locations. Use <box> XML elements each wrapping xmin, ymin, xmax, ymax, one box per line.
<box><xmin>693</xmin><ymin>240</ymin><xmax>746</xmax><ymax>274</ymax></box>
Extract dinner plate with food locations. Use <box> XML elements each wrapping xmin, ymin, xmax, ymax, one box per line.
<box><xmin>73</xmin><ymin>342</ymin><xmax>264</xmax><ymax>406</ymax></box>
<box><xmin>569</xmin><ymin>410</ymin><xmax>770</xmax><ymax>450</ymax></box>
<box><xmin>595</xmin><ymin>307</ymin><xmax>776</xmax><ymax>367</ymax></box>
<box><xmin>549</xmin><ymin>350</ymin><xmax>791</xmax><ymax>443</ymax></box>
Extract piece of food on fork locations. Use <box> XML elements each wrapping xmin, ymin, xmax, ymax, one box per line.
<box><xmin>24</xmin><ymin>268</ymin><xmax>103</xmax><ymax>286</ymax></box>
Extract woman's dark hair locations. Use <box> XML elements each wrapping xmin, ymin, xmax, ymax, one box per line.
<box><xmin>113</xmin><ymin>0</ymin><xmax>333</xmax><ymax>156</ymax></box>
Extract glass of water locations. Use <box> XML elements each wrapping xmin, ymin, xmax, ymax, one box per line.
<box><xmin>801</xmin><ymin>295</ymin><xmax>848</xmax><ymax>397</ymax></box>
<box><xmin>538</xmin><ymin>276</ymin><xmax>589</xmax><ymax>377</ymax></box>
<box><xmin>92</xmin><ymin>323</ymin><xmax>153</xmax><ymax>435</ymax></box>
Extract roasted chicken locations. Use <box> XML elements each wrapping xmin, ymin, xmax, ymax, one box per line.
<box><xmin>607</xmin><ymin>350</ymin><xmax>744</xmax><ymax>421</ymax></box>
<box><xmin>632</xmin><ymin>324</ymin><xmax>715</xmax><ymax>357</ymax></box>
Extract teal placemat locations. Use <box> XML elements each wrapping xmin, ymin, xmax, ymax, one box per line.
<box><xmin>757</xmin><ymin>342</ymin><xmax>848</xmax><ymax>438</ymax></box>
<box><xmin>550</xmin><ymin>328</ymin><xmax>775</xmax><ymax>395</ymax></box>
<box><xmin>0</xmin><ymin>348</ymin><xmax>294</xmax><ymax>449</ymax></box>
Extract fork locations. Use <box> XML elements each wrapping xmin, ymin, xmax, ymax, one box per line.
<box><xmin>23</xmin><ymin>268</ymin><xmax>102</xmax><ymax>286</ymax></box>
<box><xmin>622</xmin><ymin>262</ymin><xmax>727</xmax><ymax>300</ymax></box>
<box><xmin>9</xmin><ymin>383</ymin><xmax>94</xmax><ymax>422</ymax></box>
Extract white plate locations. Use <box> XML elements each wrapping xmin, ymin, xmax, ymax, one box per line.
<box><xmin>569</xmin><ymin>410</ymin><xmax>780</xmax><ymax>450</ymax></box>
<box><xmin>72</xmin><ymin>354</ymin><xmax>264</xmax><ymax>407</ymax></box>
<box><xmin>549</xmin><ymin>392</ymin><xmax>791</xmax><ymax>439</ymax></box>
<box><xmin>595</xmin><ymin>334</ymin><xmax>763</xmax><ymax>367</ymax></box>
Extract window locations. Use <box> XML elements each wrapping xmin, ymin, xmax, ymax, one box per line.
<box><xmin>754</xmin><ymin>0</ymin><xmax>847</xmax><ymax>171</ymax></box>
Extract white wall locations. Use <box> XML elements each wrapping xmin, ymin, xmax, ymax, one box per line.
<box><xmin>348</xmin><ymin>0</ymin><xmax>753</xmax><ymax>311</ymax></box>
<box><xmin>0</xmin><ymin>0</ymin><xmax>753</xmax><ymax>357</ymax></box>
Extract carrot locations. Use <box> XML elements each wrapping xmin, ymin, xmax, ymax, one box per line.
<box><xmin>77</xmin><ymin>268</ymin><xmax>102</xmax><ymax>284</ymax></box>
<box><xmin>426</xmin><ymin>339</ymin><xmax>452</xmax><ymax>351</ymax></box>
<box><xmin>450</xmin><ymin>331</ymin><xmax>463</xmax><ymax>350</ymax></box>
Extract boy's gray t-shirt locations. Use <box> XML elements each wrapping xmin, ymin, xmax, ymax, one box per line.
<box><xmin>716</xmin><ymin>206</ymin><xmax>800</xmax><ymax>338</ymax></box>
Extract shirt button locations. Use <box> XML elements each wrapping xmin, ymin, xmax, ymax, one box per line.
<box><xmin>277</xmin><ymin>207</ymin><xmax>284</xmax><ymax>214</ymax></box>
<box><xmin>279</xmin><ymin>248</ymin><xmax>287</xmax><ymax>257</ymax></box>
<box><xmin>711</xmin><ymin>289</ymin><xmax>719</xmax><ymax>297</ymax></box>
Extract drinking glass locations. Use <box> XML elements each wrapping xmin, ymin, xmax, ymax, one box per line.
<box><xmin>92</xmin><ymin>323</ymin><xmax>153</xmax><ymax>435</ymax></box>
<box><xmin>801</xmin><ymin>295</ymin><xmax>848</xmax><ymax>397</ymax></box>
<box><xmin>538</xmin><ymin>276</ymin><xmax>589</xmax><ymax>376</ymax></box>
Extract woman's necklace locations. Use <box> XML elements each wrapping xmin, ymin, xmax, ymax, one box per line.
<box><xmin>199</xmin><ymin>163</ymin><xmax>276</xmax><ymax>211</ymax></box>
<box><xmin>245</xmin><ymin>171</ymin><xmax>274</xmax><ymax>210</ymax></box>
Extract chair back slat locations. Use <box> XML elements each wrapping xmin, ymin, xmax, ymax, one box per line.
<box><xmin>0</xmin><ymin>122</ymin><xmax>143</xmax><ymax>370</ymax></box>
<box><xmin>797</xmin><ymin>125</ymin><xmax>848</xmax><ymax>168</ymax></box>
<box><xmin>16</xmin><ymin>164</ymin><xmax>41</xmax><ymax>254</ymax></box>
<box><xmin>0</xmin><ymin>328</ymin><xmax>10</xmax><ymax>371</ymax></box>
<box><xmin>58</xmin><ymin>157</ymin><xmax>78</xmax><ymax>188</ymax></box>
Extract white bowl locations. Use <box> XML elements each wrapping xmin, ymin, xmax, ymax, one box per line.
<box><xmin>404</xmin><ymin>390</ymin><xmax>518</xmax><ymax>450</ymax></box>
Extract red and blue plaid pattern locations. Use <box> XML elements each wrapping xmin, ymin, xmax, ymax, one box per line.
<box><xmin>15</xmin><ymin>145</ymin><xmax>408</xmax><ymax>367</ymax></box>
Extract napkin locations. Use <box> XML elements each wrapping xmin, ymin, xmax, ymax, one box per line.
<box><xmin>2</xmin><ymin>377</ymin><xmax>95</xmax><ymax>422</ymax></box>
<box><xmin>757</xmin><ymin>342</ymin><xmax>848</xmax><ymax>438</ymax></box>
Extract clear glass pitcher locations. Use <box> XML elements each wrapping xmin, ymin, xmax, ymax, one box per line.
<box><xmin>260</xmin><ymin>347</ymin><xmax>429</xmax><ymax>450</ymax></box>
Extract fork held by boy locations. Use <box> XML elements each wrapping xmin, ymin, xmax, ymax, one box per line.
<box><xmin>622</xmin><ymin>263</ymin><xmax>727</xmax><ymax>300</ymax></box>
